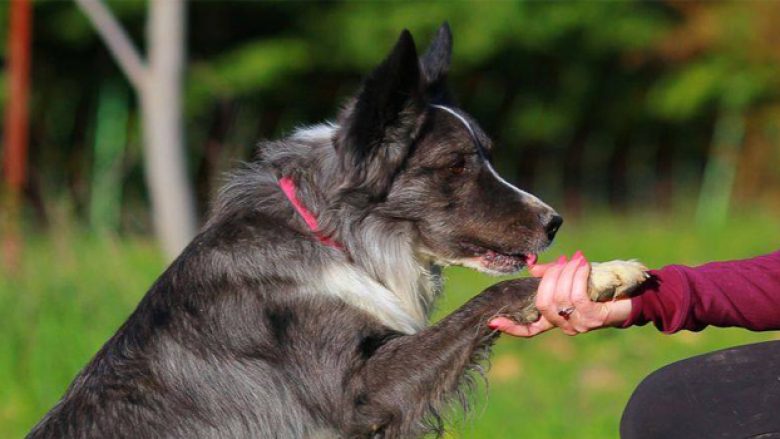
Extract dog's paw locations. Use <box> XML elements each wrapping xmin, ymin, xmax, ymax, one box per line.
<box><xmin>508</xmin><ymin>302</ymin><xmax>541</xmax><ymax>324</ymax></box>
<box><xmin>588</xmin><ymin>260</ymin><xmax>650</xmax><ymax>302</ymax></box>
<box><xmin>483</xmin><ymin>278</ymin><xmax>541</xmax><ymax>324</ymax></box>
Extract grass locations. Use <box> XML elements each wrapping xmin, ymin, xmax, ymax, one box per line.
<box><xmin>1</xmin><ymin>210</ymin><xmax>778</xmax><ymax>438</ymax></box>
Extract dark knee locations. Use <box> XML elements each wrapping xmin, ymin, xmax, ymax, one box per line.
<box><xmin>623</xmin><ymin>342</ymin><xmax>780</xmax><ymax>439</ymax></box>
<box><xmin>620</xmin><ymin>361</ymin><xmax>691</xmax><ymax>439</ymax></box>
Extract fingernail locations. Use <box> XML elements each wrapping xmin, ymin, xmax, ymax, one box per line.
<box><xmin>557</xmin><ymin>255</ymin><xmax>567</xmax><ymax>265</ymax></box>
<box><xmin>488</xmin><ymin>321</ymin><xmax>500</xmax><ymax>330</ymax></box>
<box><xmin>573</xmin><ymin>250</ymin><xmax>583</xmax><ymax>260</ymax></box>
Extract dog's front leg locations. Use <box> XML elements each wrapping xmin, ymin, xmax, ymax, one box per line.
<box><xmin>346</xmin><ymin>278</ymin><xmax>539</xmax><ymax>439</ymax></box>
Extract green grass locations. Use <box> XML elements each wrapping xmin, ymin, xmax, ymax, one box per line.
<box><xmin>2</xmin><ymin>211</ymin><xmax>779</xmax><ymax>438</ymax></box>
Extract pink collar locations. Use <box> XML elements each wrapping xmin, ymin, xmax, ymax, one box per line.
<box><xmin>278</xmin><ymin>176</ymin><xmax>344</xmax><ymax>251</ymax></box>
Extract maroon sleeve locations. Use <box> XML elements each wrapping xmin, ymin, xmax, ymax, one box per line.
<box><xmin>622</xmin><ymin>250</ymin><xmax>780</xmax><ymax>333</ymax></box>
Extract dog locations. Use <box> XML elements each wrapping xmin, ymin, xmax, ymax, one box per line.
<box><xmin>28</xmin><ymin>24</ymin><xmax>647</xmax><ymax>439</ymax></box>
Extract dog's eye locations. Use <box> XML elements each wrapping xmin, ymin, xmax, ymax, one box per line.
<box><xmin>449</xmin><ymin>158</ymin><xmax>466</xmax><ymax>175</ymax></box>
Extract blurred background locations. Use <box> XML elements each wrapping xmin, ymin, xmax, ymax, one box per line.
<box><xmin>1</xmin><ymin>1</ymin><xmax>779</xmax><ymax>437</ymax></box>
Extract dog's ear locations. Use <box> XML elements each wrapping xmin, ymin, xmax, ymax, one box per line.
<box><xmin>420</xmin><ymin>22</ymin><xmax>452</xmax><ymax>101</ymax></box>
<box><xmin>337</xmin><ymin>30</ymin><xmax>426</xmax><ymax>199</ymax></box>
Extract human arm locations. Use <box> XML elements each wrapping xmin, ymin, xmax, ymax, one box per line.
<box><xmin>626</xmin><ymin>250</ymin><xmax>780</xmax><ymax>333</ymax></box>
<box><xmin>491</xmin><ymin>250</ymin><xmax>780</xmax><ymax>336</ymax></box>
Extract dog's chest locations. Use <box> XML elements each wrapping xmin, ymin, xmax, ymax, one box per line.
<box><xmin>312</xmin><ymin>263</ymin><xmax>432</xmax><ymax>334</ymax></box>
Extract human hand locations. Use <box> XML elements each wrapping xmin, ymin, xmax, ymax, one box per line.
<box><xmin>488</xmin><ymin>251</ymin><xmax>633</xmax><ymax>337</ymax></box>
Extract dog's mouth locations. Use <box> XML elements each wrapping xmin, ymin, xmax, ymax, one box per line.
<box><xmin>459</xmin><ymin>242</ymin><xmax>537</xmax><ymax>274</ymax></box>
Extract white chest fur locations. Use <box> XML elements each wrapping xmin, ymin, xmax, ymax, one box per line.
<box><xmin>312</xmin><ymin>263</ymin><xmax>433</xmax><ymax>334</ymax></box>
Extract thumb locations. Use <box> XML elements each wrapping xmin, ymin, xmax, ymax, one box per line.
<box><xmin>529</xmin><ymin>255</ymin><xmax>570</xmax><ymax>277</ymax></box>
<box><xmin>528</xmin><ymin>261</ymin><xmax>555</xmax><ymax>277</ymax></box>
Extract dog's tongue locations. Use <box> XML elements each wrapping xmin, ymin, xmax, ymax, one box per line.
<box><xmin>525</xmin><ymin>253</ymin><xmax>538</xmax><ymax>266</ymax></box>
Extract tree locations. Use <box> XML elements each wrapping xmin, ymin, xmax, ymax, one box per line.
<box><xmin>75</xmin><ymin>0</ymin><xmax>196</xmax><ymax>259</ymax></box>
<box><xmin>2</xmin><ymin>0</ymin><xmax>32</xmax><ymax>272</ymax></box>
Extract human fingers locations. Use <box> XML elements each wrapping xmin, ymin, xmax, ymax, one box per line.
<box><xmin>550</xmin><ymin>252</ymin><xmax>584</xmax><ymax>335</ymax></box>
<box><xmin>534</xmin><ymin>255</ymin><xmax>575</xmax><ymax>334</ymax></box>
<box><xmin>489</xmin><ymin>316</ymin><xmax>554</xmax><ymax>337</ymax></box>
<box><xmin>568</xmin><ymin>257</ymin><xmax>608</xmax><ymax>333</ymax></box>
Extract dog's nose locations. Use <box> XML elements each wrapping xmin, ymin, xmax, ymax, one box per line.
<box><xmin>544</xmin><ymin>214</ymin><xmax>563</xmax><ymax>241</ymax></box>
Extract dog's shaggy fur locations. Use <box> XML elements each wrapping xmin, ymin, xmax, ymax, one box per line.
<box><xmin>28</xmin><ymin>24</ymin><xmax>646</xmax><ymax>439</ymax></box>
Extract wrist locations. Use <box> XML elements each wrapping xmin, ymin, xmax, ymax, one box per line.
<box><xmin>603</xmin><ymin>299</ymin><xmax>633</xmax><ymax>327</ymax></box>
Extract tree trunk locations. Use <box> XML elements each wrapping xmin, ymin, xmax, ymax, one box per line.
<box><xmin>563</xmin><ymin>124</ymin><xmax>589</xmax><ymax>219</ymax></box>
<box><xmin>2</xmin><ymin>0</ymin><xmax>32</xmax><ymax>273</ymax></box>
<box><xmin>695</xmin><ymin>109</ymin><xmax>744</xmax><ymax>227</ymax></box>
<box><xmin>654</xmin><ymin>129</ymin><xmax>674</xmax><ymax>212</ymax></box>
<box><xmin>89</xmin><ymin>81</ymin><xmax>128</xmax><ymax>232</ymax></box>
<box><xmin>75</xmin><ymin>0</ymin><xmax>197</xmax><ymax>260</ymax></box>
<box><xmin>607</xmin><ymin>133</ymin><xmax>630</xmax><ymax>213</ymax></box>
<box><xmin>141</xmin><ymin>0</ymin><xmax>196</xmax><ymax>258</ymax></box>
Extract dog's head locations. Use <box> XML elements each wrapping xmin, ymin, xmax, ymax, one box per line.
<box><xmin>334</xmin><ymin>24</ymin><xmax>561</xmax><ymax>275</ymax></box>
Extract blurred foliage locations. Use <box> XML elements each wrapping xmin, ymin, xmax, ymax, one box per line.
<box><xmin>1</xmin><ymin>0</ymin><xmax>779</xmax><ymax>232</ymax></box>
<box><xmin>646</xmin><ymin>2</ymin><xmax>780</xmax><ymax>119</ymax></box>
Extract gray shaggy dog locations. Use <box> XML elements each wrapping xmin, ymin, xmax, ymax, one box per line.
<box><xmin>28</xmin><ymin>24</ymin><xmax>581</xmax><ymax>438</ymax></box>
